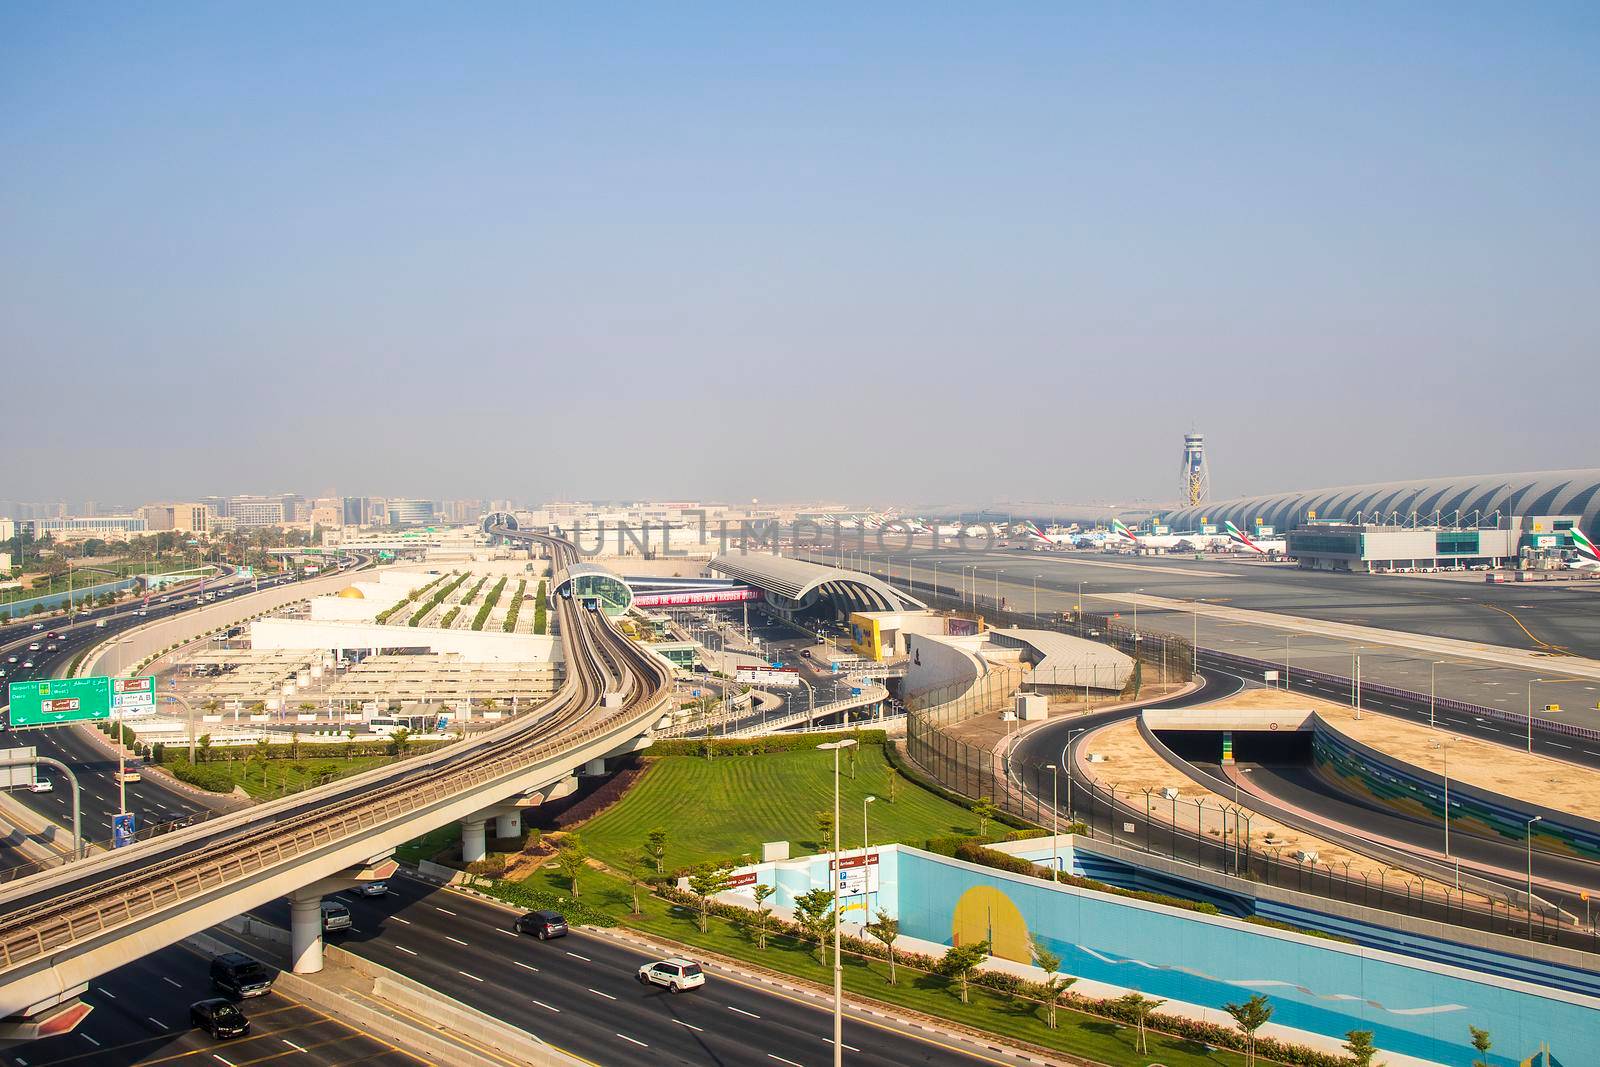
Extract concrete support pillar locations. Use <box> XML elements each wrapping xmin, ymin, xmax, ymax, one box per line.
<box><xmin>289</xmin><ymin>892</ymin><xmax>324</xmax><ymax>974</ymax></box>
<box><xmin>495</xmin><ymin>810</ymin><xmax>521</xmax><ymax>840</ymax></box>
<box><xmin>461</xmin><ymin>817</ymin><xmax>488</xmax><ymax>864</ymax></box>
<box><xmin>581</xmin><ymin>757</ymin><xmax>607</xmax><ymax>776</ymax></box>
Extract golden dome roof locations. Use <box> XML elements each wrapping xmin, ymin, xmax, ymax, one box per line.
<box><xmin>336</xmin><ymin>586</ymin><xmax>365</xmax><ymax>599</ymax></box>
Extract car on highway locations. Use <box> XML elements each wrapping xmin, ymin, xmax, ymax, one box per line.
<box><xmin>21</xmin><ymin>661</ymin><xmax>32</xmax><ymax>669</ymax></box>
<box><xmin>114</xmin><ymin>765</ymin><xmax>142</xmax><ymax>783</ymax></box>
<box><xmin>320</xmin><ymin>900</ymin><xmax>352</xmax><ymax>933</ymax></box>
<box><xmin>636</xmin><ymin>957</ymin><xmax>705</xmax><ymax>993</ymax></box>
<box><xmin>6</xmin><ymin>656</ymin><xmax>17</xmax><ymax>664</ymax></box>
<box><xmin>514</xmin><ymin>910</ymin><xmax>567</xmax><ymax>939</ymax></box>
<box><xmin>351</xmin><ymin>880</ymin><xmax>388</xmax><ymax>897</ymax></box>
<box><xmin>189</xmin><ymin>998</ymin><xmax>251</xmax><ymax>1039</ymax></box>
<box><xmin>95</xmin><ymin>619</ymin><xmax>107</xmax><ymax>628</ymax></box>
<box><xmin>30</xmin><ymin>623</ymin><xmax>42</xmax><ymax>630</ymax></box>
<box><xmin>210</xmin><ymin>952</ymin><xmax>275</xmax><ymax>998</ymax></box>
<box><xmin>27</xmin><ymin>643</ymin><xmax>40</xmax><ymax>651</ymax></box>
<box><xmin>28</xmin><ymin>777</ymin><xmax>53</xmax><ymax>794</ymax></box>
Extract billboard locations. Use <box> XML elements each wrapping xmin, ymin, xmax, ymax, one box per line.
<box><xmin>6</xmin><ymin>677</ymin><xmax>113</xmax><ymax>728</ymax></box>
<box><xmin>830</xmin><ymin>852</ymin><xmax>881</xmax><ymax>896</ymax></box>
<box><xmin>734</xmin><ymin>666</ymin><xmax>802</xmax><ymax>688</ymax></box>
<box><xmin>631</xmin><ymin>588</ymin><xmax>763</xmax><ymax>608</ymax></box>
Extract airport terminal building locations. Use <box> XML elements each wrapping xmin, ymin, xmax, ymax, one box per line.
<box><xmin>1165</xmin><ymin>469</ymin><xmax>1600</xmax><ymax>573</ymax></box>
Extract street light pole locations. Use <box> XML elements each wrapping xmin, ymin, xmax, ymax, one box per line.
<box><xmin>1046</xmin><ymin>764</ymin><xmax>1059</xmax><ymax>878</ymax></box>
<box><xmin>816</xmin><ymin>738</ymin><xmax>857</xmax><ymax>1067</ymax></box>
<box><xmin>1429</xmin><ymin>660</ymin><xmax>1444</xmax><ymax>729</ymax></box>
<box><xmin>1526</xmin><ymin>814</ymin><xmax>1543</xmax><ymax>937</ymax></box>
<box><xmin>863</xmin><ymin>794</ymin><xmax>876</xmax><ymax>915</ymax></box>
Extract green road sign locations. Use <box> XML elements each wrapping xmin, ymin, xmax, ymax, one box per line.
<box><xmin>6</xmin><ymin>677</ymin><xmax>113</xmax><ymax>728</ymax></box>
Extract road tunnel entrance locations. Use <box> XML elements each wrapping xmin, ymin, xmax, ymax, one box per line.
<box><xmin>1156</xmin><ymin>728</ymin><xmax>1313</xmax><ymax>765</ymax></box>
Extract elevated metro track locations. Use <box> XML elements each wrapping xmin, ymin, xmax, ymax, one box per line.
<box><xmin>0</xmin><ymin>533</ymin><xmax>673</xmax><ymax>1023</ymax></box>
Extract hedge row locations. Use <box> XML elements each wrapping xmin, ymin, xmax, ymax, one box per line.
<box><xmin>375</xmin><ymin>573</ymin><xmax>445</xmax><ymax>624</ymax></box>
<box><xmin>653</xmin><ymin>885</ymin><xmax>1347</xmax><ymax>1067</ymax></box>
<box><xmin>410</xmin><ymin>572</ymin><xmax>469</xmax><ymax>627</ymax></box>
<box><xmin>478</xmin><ymin>877</ymin><xmax>616</xmax><ymax>928</ymax></box>
<box><xmin>649</xmin><ymin>729</ymin><xmax>890</xmax><ymax>757</ymax></box>
<box><xmin>532</xmin><ymin>581</ymin><xmax>548</xmax><ymax>634</ymax></box>
<box><xmin>923</xmin><ymin>827</ymin><xmax>1050</xmax><ymax>857</ymax></box>
<box><xmin>459</xmin><ymin>576</ymin><xmax>488</xmax><ymax>606</ymax></box>
<box><xmin>501</xmin><ymin>579</ymin><xmax>527</xmax><ymax>632</ymax></box>
<box><xmin>440</xmin><ymin>606</ymin><xmax>461</xmax><ymax>628</ymax></box>
<box><xmin>472</xmin><ymin>577</ymin><xmax>507</xmax><ymax>631</ymax></box>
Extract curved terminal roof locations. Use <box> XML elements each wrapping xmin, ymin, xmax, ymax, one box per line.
<box><xmin>710</xmin><ymin>553</ymin><xmax>924</xmax><ymax>614</ymax></box>
<box><xmin>1164</xmin><ymin>469</ymin><xmax>1600</xmax><ymax>534</ymax></box>
<box><xmin>554</xmin><ymin>561</ymin><xmax>633</xmax><ymax>615</ymax></box>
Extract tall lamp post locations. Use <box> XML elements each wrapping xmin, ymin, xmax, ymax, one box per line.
<box><xmin>1032</xmin><ymin>574</ymin><xmax>1041</xmax><ymax>622</ymax></box>
<box><xmin>1526</xmin><ymin>814</ymin><xmax>1543</xmax><ymax>937</ymax></box>
<box><xmin>1045</xmin><ymin>764</ymin><xmax>1060</xmax><ymax>878</ymax></box>
<box><xmin>1429</xmin><ymin>660</ymin><xmax>1446</xmax><ymax>728</ymax></box>
<box><xmin>862</xmin><ymin>794</ymin><xmax>876</xmax><ymax>916</ymax></box>
<box><xmin>993</xmin><ymin>569</ymin><xmax>1003</xmax><ymax>612</ymax></box>
<box><xmin>817</xmin><ymin>737</ymin><xmax>857</xmax><ymax>1067</ymax></box>
<box><xmin>1433</xmin><ymin>736</ymin><xmax>1458</xmax><ymax>861</ymax></box>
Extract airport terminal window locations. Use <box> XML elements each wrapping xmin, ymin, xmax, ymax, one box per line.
<box><xmin>1287</xmin><ymin>531</ymin><xmax>1361</xmax><ymax>556</ymax></box>
<box><xmin>1435</xmin><ymin>531</ymin><xmax>1480</xmax><ymax>555</ymax></box>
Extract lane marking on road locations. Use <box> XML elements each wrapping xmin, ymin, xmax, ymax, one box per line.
<box><xmin>161</xmin><ymin>976</ymin><xmax>181</xmax><ymax>988</ymax></box>
<box><xmin>768</xmin><ymin>1056</ymin><xmax>803</xmax><ymax>1066</ymax></box>
<box><xmin>80</xmin><ymin>1035</ymin><xmax>99</xmax><ymax>1047</ymax></box>
<box><xmin>392</xmin><ymin>916</ymin><xmax>411</xmax><ymax>924</ymax></box>
<box><xmin>566</xmin><ymin>951</ymin><xmax>590</xmax><ymax>961</ymax></box>
<box><xmin>458</xmin><ymin>971</ymin><xmax>484</xmax><ymax>982</ymax></box>
<box><xmin>212</xmin><ymin>1056</ymin><xmax>235</xmax><ymax>1067</ymax></box>
<box><xmin>145</xmin><ymin>1017</ymin><xmax>165</xmax><ymax>1029</ymax></box>
<box><xmin>616</xmin><ymin>1034</ymin><xmax>647</xmax><ymax>1048</ymax></box>
<box><xmin>531</xmin><ymin>999</ymin><xmax>560</xmax><ymax>1013</ymax></box>
<box><xmin>282</xmin><ymin>1039</ymin><xmax>307</xmax><ymax>1052</ymax></box>
<box><xmin>728</xmin><ymin>1005</ymin><xmax>761</xmax><ymax>1018</ymax></box>
<box><xmin>434</xmin><ymin>907</ymin><xmax>457</xmax><ymax>916</ymax></box>
<box><xmin>495</xmin><ymin>928</ymin><xmax>516</xmax><ymax>937</ymax></box>
<box><xmin>673</xmin><ymin>1019</ymin><xmax>705</xmax><ymax>1032</ymax></box>
<box><xmin>445</xmin><ymin>936</ymin><xmax>469</xmax><ymax>947</ymax></box>
<box><xmin>588</xmin><ymin>988</ymin><xmax>616</xmax><ymax>1000</ymax></box>
<box><xmin>823</xmin><ymin>1038</ymin><xmax>862</xmax><ymax>1052</ymax></box>
<box><xmin>1547</xmin><ymin>742</ymin><xmax>1572</xmax><ymax>750</ymax></box>
<box><xmin>515</xmin><ymin>961</ymin><xmax>539</xmax><ymax>972</ymax></box>
<box><xmin>94</xmin><ymin>987</ymin><xmax>116</xmax><ymax>999</ymax></box>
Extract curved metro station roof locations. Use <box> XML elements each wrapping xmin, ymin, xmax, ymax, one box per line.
<box><xmin>710</xmin><ymin>553</ymin><xmax>924</xmax><ymax>613</ymax></box>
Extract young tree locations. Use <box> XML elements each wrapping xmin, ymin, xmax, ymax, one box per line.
<box><xmin>646</xmin><ymin>828</ymin><xmax>668</xmax><ymax>873</ymax></box>
<box><xmin>1468</xmin><ymin>1026</ymin><xmax>1492</xmax><ymax>1067</ymax></box>
<box><xmin>972</xmin><ymin>797</ymin><xmax>998</xmax><ymax>836</ymax></box>
<box><xmin>1343</xmin><ymin>1029</ymin><xmax>1379</xmax><ymax>1067</ymax></box>
<box><xmin>815</xmin><ymin>810</ymin><xmax>835</xmax><ymax>853</ymax></box>
<box><xmin>554</xmin><ymin>834</ymin><xmax>589</xmax><ymax>898</ymax></box>
<box><xmin>686</xmin><ymin>864</ymin><xmax>733</xmax><ymax>933</ymax></box>
<box><xmin>793</xmin><ymin>888</ymin><xmax>836</xmax><ymax>963</ymax></box>
<box><xmin>388</xmin><ymin>727</ymin><xmax>411</xmax><ymax>757</ymax></box>
<box><xmin>289</xmin><ymin>724</ymin><xmax>302</xmax><ymax>761</ymax></box>
<box><xmin>752</xmin><ymin>883</ymin><xmax>776</xmax><ymax>949</ymax></box>
<box><xmin>883</xmin><ymin>764</ymin><xmax>900</xmax><ymax>803</ymax></box>
<box><xmin>938</xmin><ymin>939</ymin><xmax>991</xmax><ymax>1004</ymax></box>
<box><xmin>345</xmin><ymin>727</ymin><xmax>358</xmax><ymax>759</ymax></box>
<box><xmin>1029</xmin><ymin>940</ymin><xmax>1077</xmax><ymax>1030</ymax></box>
<box><xmin>620</xmin><ymin>850</ymin><xmax>648</xmax><ymax>916</ymax></box>
<box><xmin>196</xmin><ymin>734</ymin><xmax>212</xmax><ymax>764</ymax></box>
<box><xmin>1223</xmin><ymin>993</ymin><xmax>1274</xmax><ymax>1067</ymax></box>
<box><xmin>1116</xmin><ymin>991</ymin><xmax>1165</xmax><ymax>1054</ymax></box>
<box><xmin>865</xmin><ymin>910</ymin><xmax>901</xmax><ymax>985</ymax></box>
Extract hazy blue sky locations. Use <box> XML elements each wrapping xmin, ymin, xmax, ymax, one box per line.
<box><xmin>4</xmin><ymin>3</ymin><xmax>1596</xmax><ymax>507</ymax></box>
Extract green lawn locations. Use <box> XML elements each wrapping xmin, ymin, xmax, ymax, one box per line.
<box><xmin>162</xmin><ymin>754</ymin><xmax>394</xmax><ymax>799</ymax></box>
<box><xmin>513</xmin><ymin>863</ymin><xmax>1241</xmax><ymax>1067</ymax></box>
<box><xmin>576</xmin><ymin>745</ymin><xmax>982</xmax><ymax>871</ymax></box>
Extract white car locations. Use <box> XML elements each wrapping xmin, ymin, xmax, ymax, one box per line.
<box><xmin>636</xmin><ymin>957</ymin><xmax>705</xmax><ymax>993</ymax></box>
<box><xmin>28</xmin><ymin>778</ymin><xmax>53</xmax><ymax>794</ymax></box>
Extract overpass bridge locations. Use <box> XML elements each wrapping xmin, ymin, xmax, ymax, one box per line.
<box><xmin>0</xmin><ymin>532</ymin><xmax>673</xmax><ymax>1035</ymax></box>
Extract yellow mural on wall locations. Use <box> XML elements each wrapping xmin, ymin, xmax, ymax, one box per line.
<box><xmin>951</xmin><ymin>885</ymin><xmax>1031</xmax><ymax>963</ymax></box>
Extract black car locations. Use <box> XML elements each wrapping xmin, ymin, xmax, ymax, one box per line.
<box><xmin>189</xmin><ymin>998</ymin><xmax>250</xmax><ymax>1039</ymax></box>
<box><xmin>209</xmin><ymin>952</ymin><xmax>274</xmax><ymax>999</ymax></box>
<box><xmin>514</xmin><ymin>910</ymin><xmax>568</xmax><ymax>939</ymax></box>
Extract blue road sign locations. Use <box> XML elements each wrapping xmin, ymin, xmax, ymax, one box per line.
<box><xmin>112</xmin><ymin>812</ymin><xmax>137</xmax><ymax>848</ymax></box>
<box><xmin>691</xmin><ymin>689</ymin><xmax>701</xmax><ymax>698</ymax></box>
<box><xmin>851</xmin><ymin>688</ymin><xmax>862</xmax><ymax>697</ymax></box>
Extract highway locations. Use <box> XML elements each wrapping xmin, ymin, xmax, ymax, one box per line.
<box><xmin>4</xmin><ymin>939</ymin><xmax>422</xmax><ymax>1067</ymax></box>
<box><xmin>250</xmin><ymin>872</ymin><xmax>1028</xmax><ymax>1067</ymax></box>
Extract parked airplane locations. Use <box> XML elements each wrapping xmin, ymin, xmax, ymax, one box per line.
<box><xmin>1565</xmin><ymin>526</ymin><xmax>1600</xmax><ymax>570</ymax></box>
<box><xmin>1223</xmin><ymin>520</ymin><xmax>1287</xmax><ymax>555</ymax></box>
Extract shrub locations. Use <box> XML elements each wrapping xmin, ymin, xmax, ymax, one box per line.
<box><xmin>480</xmin><ymin>878</ymin><xmax>615</xmax><ymax>928</ymax></box>
<box><xmin>502</xmin><ymin>579</ymin><xmax>527</xmax><ymax>632</ymax></box>
<box><xmin>472</xmin><ymin>577</ymin><xmax>507</xmax><ymax>630</ymax></box>
<box><xmin>651</xmin><ymin>730</ymin><xmax>888</xmax><ymax>757</ymax></box>
<box><xmin>409</xmin><ymin>572</ymin><xmax>469</xmax><ymax>627</ymax></box>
